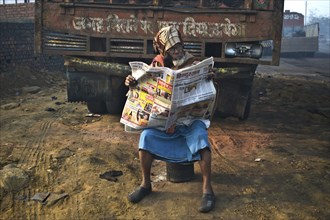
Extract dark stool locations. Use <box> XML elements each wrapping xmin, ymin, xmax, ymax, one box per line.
<box><xmin>166</xmin><ymin>162</ymin><xmax>194</xmax><ymax>183</ymax></box>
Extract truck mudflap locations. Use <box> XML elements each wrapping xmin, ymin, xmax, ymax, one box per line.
<box><xmin>215</xmin><ymin>77</ymin><xmax>253</xmax><ymax>120</ymax></box>
<box><xmin>67</xmin><ymin>70</ymin><xmax>128</xmax><ymax>114</ymax></box>
<box><xmin>65</xmin><ymin>57</ymin><xmax>130</xmax><ymax>114</ymax></box>
<box><xmin>214</xmin><ymin>65</ymin><xmax>257</xmax><ymax>120</ymax></box>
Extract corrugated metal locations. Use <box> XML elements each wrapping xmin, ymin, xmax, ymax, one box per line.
<box><xmin>184</xmin><ymin>42</ymin><xmax>202</xmax><ymax>57</ymax></box>
<box><xmin>43</xmin><ymin>32</ymin><xmax>87</xmax><ymax>51</ymax></box>
<box><xmin>109</xmin><ymin>38</ymin><xmax>144</xmax><ymax>54</ymax></box>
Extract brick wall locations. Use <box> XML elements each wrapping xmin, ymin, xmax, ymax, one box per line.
<box><xmin>0</xmin><ymin>3</ymin><xmax>34</xmax><ymax>22</ymax></box>
<box><xmin>283</xmin><ymin>11</ymin><xmax>305</xmax><ymax>28</ymax></box>
<box><xmin>0</xmin><ymin>3</ymin><xmax>64</xmax><ymax>72</ymax></box>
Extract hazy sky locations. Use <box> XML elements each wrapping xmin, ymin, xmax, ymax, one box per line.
<box><xmin>284</xmin><ymin>0</ymin><xmax>330</xmax><ymax>19</ymax></box>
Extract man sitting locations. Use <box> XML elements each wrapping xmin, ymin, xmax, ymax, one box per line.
<box><xmin>125</xmin><ymin>26</ymin><xmax>215</xmax><ymax>213</ymax></box>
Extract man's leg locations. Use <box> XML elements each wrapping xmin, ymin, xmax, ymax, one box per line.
<box><xmin>128</xmin><ymin>149</ymin><xmax>153</xmax><ymax>203</ymax></box>
<box><xmin>139</xmin><ymin>149</ymin><xmax>153</xmax><ymax>188</ymax></box>
<box><xmin>198</xmin><ymin>148</ymin><xmax>213</xmax><ymax>194</ymax></box>
<box><xmin>198</xmin><ymin>148</ymin><xmax>215</xmax><ymax>213</ymax></box>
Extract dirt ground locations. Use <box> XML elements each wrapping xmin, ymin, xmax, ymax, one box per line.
<box><xmin>0</xmin><ymin>55</ymin><xmax>329</xmax><ymax>220</ymax></box>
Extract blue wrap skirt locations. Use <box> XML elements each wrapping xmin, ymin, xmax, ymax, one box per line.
<box><xmin>139</xmin><ymin>120</ymin><xmax>210</xmax><ymax>163</ymax></box>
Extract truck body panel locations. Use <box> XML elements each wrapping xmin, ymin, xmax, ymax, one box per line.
<box><xmin>36</xmin><ymin>0</ymin><xmax>284</xmax><ymax>65</ymax></box>
<box><xmin>35</xmin><ymin>0</ymin><xmax>285</xmax><ymax>119</ymax></box>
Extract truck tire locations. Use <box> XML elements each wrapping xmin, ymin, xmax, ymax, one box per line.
<box><xmin>87</xmin><ymin>101</ymin><xmax>107</xmax><ymax>114</ymax></box>
<box><xmin>105</xmin><ymin>100</ymin><xmax>126</xmax><ymax>114</ymax></box>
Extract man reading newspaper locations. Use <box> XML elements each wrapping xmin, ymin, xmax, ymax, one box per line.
<box><xmin>123</xmin><ymin>26</ymin><xmax>216</xmax><ymax>213</ymax></box>
<box><xmin>121</xmin><ymin>56</ymin><xmax>216</xmax><ymax>130</ymax></box>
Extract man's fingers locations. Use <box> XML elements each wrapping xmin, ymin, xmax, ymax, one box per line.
<box><xmin>125</xmin><ymin>76</ymin><xmax>137</xmax><ymax>87</ymax></box>
<box><xmin>166</xmin><ymin>124</ymin><xmax>176</xmax><ymax>134</ymax></box>
<box><xmin>206</xmin><ymin>72</ymin><xmax>215</xmax><ymax>80</ymax></box>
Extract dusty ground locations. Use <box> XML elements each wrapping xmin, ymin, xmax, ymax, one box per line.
<box><xmin>0</xmin><ymin>55</ymin><xmax>329</xmax><ymax>220</ymax></box>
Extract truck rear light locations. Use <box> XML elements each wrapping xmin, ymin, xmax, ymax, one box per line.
<box><xmin>225</xmin><ymin>43</ymin><xmax>263</xmax><ymax>59</ymax></box>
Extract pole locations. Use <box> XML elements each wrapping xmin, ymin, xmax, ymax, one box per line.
<box><xmin>305</xmin><ymin>0</ymin><xmax>307</xmax><ymax>25</ymax></box>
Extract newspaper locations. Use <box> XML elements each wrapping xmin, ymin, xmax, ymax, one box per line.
<box><xmin>120</xmin><ymin>57</ymin><xmax>216</xmax><ymax>130</ymax></box>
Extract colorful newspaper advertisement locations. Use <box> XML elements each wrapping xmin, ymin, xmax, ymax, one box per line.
<box><xmin>120</xmin><ymin>57</ymin><xmax>216</xmax><ymax>130</ymax></box>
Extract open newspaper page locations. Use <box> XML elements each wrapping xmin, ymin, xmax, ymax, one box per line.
<box><xmin>166</xmin><ymin>57</ymin><xmax>216</xmax><ymax>128</ymax></box>
<box><xmin>120</xmin><ymin>62</ymin><xmax>173</xmax><ymax>130</ymax></box>
<box><xmin>120</xmin><ymin>57</ymin><xmax>216</xmax><ymax>130</ymax></box>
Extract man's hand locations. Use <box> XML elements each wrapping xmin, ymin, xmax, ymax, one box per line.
<box><xmin>206</xmin><ymin>68</ymin><xmax>216</xmax><ymax>81</ymax></box>
<box><xmin>166</xmin><ymin>124</ymin><xmax>176</xmax><ymax>134</ymax></box>
<box><xmin>125</xmin><ymin>75</ymin><xmax>138</xmax><ymax>87</ymax></box>
<box><xmin>206</xmin><ymin>72</ymin><xmax>215</xmax><ymax>81</ymax></box>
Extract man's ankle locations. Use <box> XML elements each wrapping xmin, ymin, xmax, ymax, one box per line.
<box><xmin>141</xmin><ymin>182</ymin><xmax>151</xmax><ymax>189</ymax></box>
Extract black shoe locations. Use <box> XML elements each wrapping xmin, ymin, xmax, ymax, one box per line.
<box><xmin>128</xmin><ymin>186</ymin><xmax>152</xmax><ymax>203</ymax></box>
<box><xmin>198</xmin><ymin>193</ymin><xmax>215</xmax><ymax>213</ymax></box>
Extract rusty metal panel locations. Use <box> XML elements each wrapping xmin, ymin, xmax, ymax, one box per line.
<box><xmin>45</xmin><ymin>8</ymin><xmax>270</xmax><ymax>40</ymax></box>
<box><xmin>36</xmin><ymin>0</ymin><xmax>284</xmax><ymax>66</ymax></box>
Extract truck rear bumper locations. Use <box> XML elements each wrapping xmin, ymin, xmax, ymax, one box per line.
<box><xmin>66</xmin><ymin>57</ymin><xmax>256</xmax><ymax>119</ymax></box>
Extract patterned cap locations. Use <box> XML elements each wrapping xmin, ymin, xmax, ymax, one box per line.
<box><xmin>153</xmin><ymin>26</ymin><xmax>183</xmax><ymax>56</ymax></box>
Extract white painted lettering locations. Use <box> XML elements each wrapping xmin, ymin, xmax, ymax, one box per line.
<box><xmin>72</xmin><ymin>14</ymin><xmax>246</xmax><ymax>37</ymax></box>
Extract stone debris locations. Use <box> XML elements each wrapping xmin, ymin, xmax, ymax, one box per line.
<box><xmin>45</xmin><ymin>107</ymin><xmax>56</xmax><ymax>112</ymax></box>
<box><xmin>88</xmin><ymin>156</ymin><xmax>107</xmax><ymax>165</ymax></box>
<box><xmin>31</xmin><ymin>192</ymin><xmax>51</xmax><ymax>203</ymax></box>
<box><xmin>153</xmin><ymin>170</ymin><xmax>167</xmax><ymax>183</ymax></box>
<box><xmin>307</xmin><ymin>107</ymin><xmax>330</xmax><ymax>118</ymax></box>
<box><xmin>1</xmin><ymin>102</ymin><xmax>20</xmax><ymax>110</ymax></box>
<box><xmin>86</xmin><ymin>113</ymin><xmax>101</xmax><ymax>117</ymax></box>
<box><xmin>16</xmin><ymin>194</ymin><xmax>28</xmax><ymax>201</ymax></box>
<box><xmin>99</xmin><ymin>170</ymin><xmax>123</xmax><ymax>182</ymax></box>
<box><xmin>46</xmin><ymin>193</ymin><xmax>69</xmax><ymax>206</ymax></box>
<box><xmin>55</xmin><ymin>148</ymin><xmax>75</xmax><ymax>159</ymax></box>
<box><xmin>22</xmin><ymin>86</ymin><xmax>41</xmax><ymax>94</ymax></box>
<box><xmin>0</xmin><ymin>164</ymin><xmax>29</xmax><ymax>192</ymax></box>
<box><xmin>31</xmin><ymin>192</ymin><xmax>69</xmax><ymax>206</ymax></box>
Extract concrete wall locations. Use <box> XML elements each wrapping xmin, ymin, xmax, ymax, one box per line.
<box><xmin>0</xmin><ymin>3</ymin><xmax>64</xmax><ymax>72</ymax></box>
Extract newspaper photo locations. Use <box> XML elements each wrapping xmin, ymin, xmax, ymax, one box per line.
<box><xmin>120</xmin><ymin>57</ymin><xmax>216</xmax><ymax>130</ymax></box>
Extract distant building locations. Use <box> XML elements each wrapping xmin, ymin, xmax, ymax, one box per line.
<box><xmin>283</xmin><ymin>10</ymin><xmax>305</xmax><ymax>37</ymax></box>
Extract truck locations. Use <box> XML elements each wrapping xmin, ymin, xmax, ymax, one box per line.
<box><xmin>34</xmin><ymin>0</ymin><xmax>284</xmax><ymax>120</ymax></box>
<box><xmin>281</xmin><ymin>10</ymin><xmax>319</xmax><ymax>56</ymax></box>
